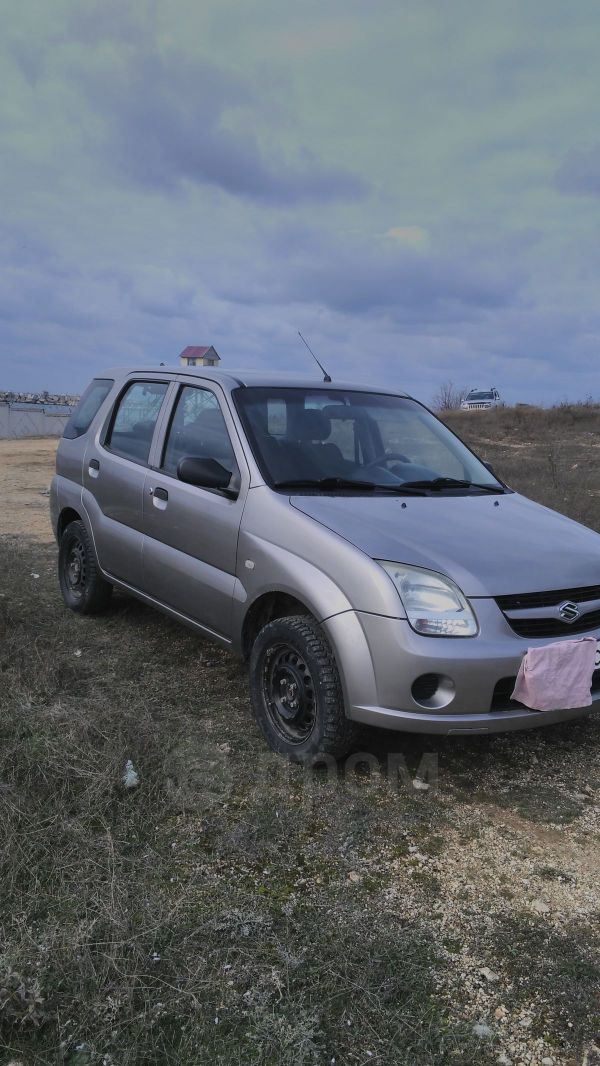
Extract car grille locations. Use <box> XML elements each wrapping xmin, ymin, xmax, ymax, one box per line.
<box><xmin>496</xmin><ymin>585</ymin><xmax>600</xmax><ymax>638</ymax></box>
<box><xmin>491</xmin><ymin>669</ymin><xmax>600</xmax><ymax>712</ymax></box>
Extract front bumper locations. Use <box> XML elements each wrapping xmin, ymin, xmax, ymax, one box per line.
<box><xmin>322</xmin><ymin>602</ymin><xmax>600</xmax><ymax>735</ymax></box>
<box><xmin>349</xmin><ymin>700</ymin><xmax>598</xmax><ymax>735</ymax></box>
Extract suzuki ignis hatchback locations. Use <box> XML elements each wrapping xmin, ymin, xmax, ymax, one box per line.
<box><xmin>51</xmin><ymin>367</ymin><xmax>600</xmax><ymax>757</ymax></box>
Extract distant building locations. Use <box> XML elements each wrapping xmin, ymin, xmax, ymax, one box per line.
<box><xmin>179</xmin><ymin>345</ymin><xmax>220</xmax><ymax>368</ymax></box>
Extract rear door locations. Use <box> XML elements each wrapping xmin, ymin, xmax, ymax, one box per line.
<box><xmin>83</xmin><ymin>378</ymin><xmax>172</xmax><ymax>587</ymax></box>
<box><xmin>142</xmin><ymin>382</ymin><xmax>248</xmax><ymax>639</ymax></box>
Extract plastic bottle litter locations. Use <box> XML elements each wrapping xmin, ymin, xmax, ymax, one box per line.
<box><xmin>122</xmin><ymin>759</ymin><xmax>140</xmax><ymax>790</ymax></box>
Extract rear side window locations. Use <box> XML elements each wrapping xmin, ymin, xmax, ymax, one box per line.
<box><xmin>62</xmin><ymin>378</ymin><xmax>114</xmax><ymax>439</ymax></box>
<box><xmin>106</xmin><ymin>381</ymin><xmax>169</xmax><ymax>464</ymax></box>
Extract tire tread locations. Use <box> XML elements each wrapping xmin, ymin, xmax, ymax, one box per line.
<box><xmin>58</xmin><ymin>520</ymin><xmax>113</xmax><ymax>615</ymax></box>
<box><xmin>249</xmin><ymin>614</ymin><xmax>359</xmax><ymax>759</ymax></box>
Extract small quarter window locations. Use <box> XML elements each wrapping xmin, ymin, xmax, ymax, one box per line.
<box><xmin>106</xmin><ymin>381</ymin><xmax>169</xmax><ymax>464</ymax></box>
<box><xmin>62</xmin><ymin>378</ymin><xmax>114</xmax><ymax>439</ymax></box>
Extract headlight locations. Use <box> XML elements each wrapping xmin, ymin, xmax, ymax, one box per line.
<box><xmin>377</xmin><ymin>561</ymin><xmax>478</xmax><ymax>637</ymax></box>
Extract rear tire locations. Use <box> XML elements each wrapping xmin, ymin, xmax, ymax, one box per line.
<box><xmin>58</xmin><ymin>520</ymin><xmax>113</xmax><ymax>615</ymax></box>
<box><xmin>249</xmin><ymin>614</ymin><xmax>359</xmax><ymax>760</ymax></box>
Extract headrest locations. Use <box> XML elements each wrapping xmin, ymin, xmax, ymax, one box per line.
<box><xmin>321</xmin><ymin>404</ymin><xmax>353</xmax><ymax>420</ymax></box>
<box><xmin>193</xmin><ymin>407</ymin><xmax>227</xmax><ymax>432</ymax></box>
<box><xmin>292</xmin><ymin>409</ymin><xmax>331</xmax><ymax>442</ymax></box>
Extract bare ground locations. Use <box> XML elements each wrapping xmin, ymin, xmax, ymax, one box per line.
<box><xmin>0</xmin><ymin>437</ymin><xmax>57</xmax><ymax>541</ymax></box>
<box><xmin>0</xmin><ymin>415</ymin><xmax>599</xmax><ymax>1066</ymax></box>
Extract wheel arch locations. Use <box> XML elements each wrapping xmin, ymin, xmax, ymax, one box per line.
<box><xmin>241</xmin><ymin>591</ymin><xmax>314</xmax><ymax>659</ymax></box>
<box><xmin>57</xmin><ymin>506</ymin><xmax>84</xmax><ymax>540</ymax></box>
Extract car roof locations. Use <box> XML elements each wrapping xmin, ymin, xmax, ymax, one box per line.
<box><xmin>99</xmin><ymin>366</ymin><xmax>411</xmax><ymax>397</ymax></box>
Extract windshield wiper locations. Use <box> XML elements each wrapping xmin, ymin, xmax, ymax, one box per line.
<box><xmin>399</xmin><ymin>477</ymin><xmax>504</xmax><ymax>494</ymax></box>
<box><xmin>273</xmin><ymin>477</ymin><xmax>429</xmax><ymax>495</ymax></box>
<box><xmin>273</xmin><ymin>476</ymin><xmax>503</xmax><ymax>495</ymax></box>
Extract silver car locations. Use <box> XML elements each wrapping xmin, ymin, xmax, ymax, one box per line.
<box><xmin>461</xmin><ymin>387</ymin><xmax>501</xmax><ymax>411</ymax></box>
<box><xmin>51</xmin><ymin>367</ymin><xmax>600</xmax><ymax>758</ymax></box>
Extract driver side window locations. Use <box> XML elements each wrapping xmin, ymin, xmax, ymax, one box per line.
<box><xmin>162</xmin><ymin>386</ymin><xmax>237</xmax><ymax>477</ymax></box>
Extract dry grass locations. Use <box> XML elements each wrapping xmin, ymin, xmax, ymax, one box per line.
<box><xmin>443</xmin><ymin>402</ymin><xmax>600</xmax><ymax>532</ymax></box>
<box><xmin>0</xmin><ymin>539</ymin><xmax>491</xmax><ymax>1066</ymax></box>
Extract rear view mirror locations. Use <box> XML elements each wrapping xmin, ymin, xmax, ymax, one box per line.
<box><xmin>177</xmin><ymin>456</ymin><xmax>232</xmax><ymax>490</ymax></box>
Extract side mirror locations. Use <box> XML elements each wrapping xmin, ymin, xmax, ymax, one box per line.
<box><xmin>177</xmin><ymin>456</ymin><xmax>233</xmax><ymax>490</ymax></box>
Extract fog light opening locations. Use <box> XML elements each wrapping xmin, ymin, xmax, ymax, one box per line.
<box><xmin>411</xmin><ymin>673</ymin><xmax>456</xmax><ymax>710</ymax></box>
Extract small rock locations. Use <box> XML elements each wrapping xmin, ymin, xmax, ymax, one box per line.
<box><xmin>518</xmin><ymin>1015</ymin><xmax>533</xmax><ymax>1028</ymax></box>
<box><xmin>473</xmin><ymin>1021</ymin><xmax>492</xmax><ymax>1038</ymax></box>
<box><xmin>31</xmin><ymin>572</ymin><xmax>40</xmax><ymax>579</ymax></box>
<box><xmin>413</xmin><ymin>778</ymin><xmax>430</xmax><ymax>791</ymax></box>
<box><xmin>480</xmin><ymin>966</ymin><xmax>500</xmax><ymax>982</ymax></box>
<box><xmin>494</xmin><ymin>1005</ymin><xmax>508</xmax><ymax>1020</ymax></box>
<box><xmin>347</xmin><ymin>871</ymin><xmax>362</xmax><ymax>883</ymax></box>
<box><xmin>497</xmin><ymin>1055</ymin><xmax>512</xmax><ymax>1066</ymax></box>
<box><xmin>541</xmin><ymin>1058</ymin><xmax>554</xmax><ymax>1065</ymax></box>
<box><xmin>531</xmin><ymin>899</ymin><xmax>550</xmax><ymax>914</ymax></box>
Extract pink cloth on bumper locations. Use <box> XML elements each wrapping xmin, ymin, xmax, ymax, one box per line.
<box><xmin>511</xmin><ymin>637</ymin><xmax>597</xmax><ymax>711</ymax></box>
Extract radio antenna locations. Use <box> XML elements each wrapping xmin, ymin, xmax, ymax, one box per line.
<box><xmin>298</xmin><ymin>331</ymin><xmax>332</xmax><ymax>383</ymax></box>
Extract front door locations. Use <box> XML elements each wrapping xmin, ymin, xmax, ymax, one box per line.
<box><xmin>142</xmin><ymin>383</ymin><xmax>248</xmax><ymax>639</ymax></box>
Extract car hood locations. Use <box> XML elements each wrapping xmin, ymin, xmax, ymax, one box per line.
<box><xmin>291</xmin><ymin>492</ymin><xmax>600</xmax><ymax>597</ymax></box>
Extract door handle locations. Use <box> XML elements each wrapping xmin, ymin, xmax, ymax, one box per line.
<box><xmin>150</xmin><ymin>485</ymin><xmax>169</xmax><ymax>510</ymax></box>
<box><xmin>88</xmin><ymin>458</ymin><xmax>100</xmax><ymax>478</ymax></box>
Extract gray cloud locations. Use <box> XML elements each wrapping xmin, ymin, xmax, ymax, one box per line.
<box><xmin>216</xmin><ymin>225</ymin><xmax>524</xmax><ymax>326</ymax></box>
<box><xmin>78</xmin><ymin>50</ymin><xmax>367</xmax><ymax>205</ymax></box>
<box><xmin>2</xmin><ymin>0</ymin><xmax>600</xmax><ymax>405</ymax></box>
<box><xmin>555</xmin><ymin>144</ymin><xmax>600</xmax><ymax>195</ymax></box>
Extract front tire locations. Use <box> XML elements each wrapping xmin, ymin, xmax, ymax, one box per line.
<box><xmin>58</xmin><ymin>520</ymin><xmax>113</xmax><ymax>614</ymax></box>
<box><xmin>249</xmin><ymin>614</ymin><xmax>358</xmax><ymax>760</ymax></box>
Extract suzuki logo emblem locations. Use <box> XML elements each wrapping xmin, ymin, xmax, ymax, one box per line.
<box><xmin>558</xmin><ymin>600</ymin><xmax>580</xmax><ymax>623</ymax></box>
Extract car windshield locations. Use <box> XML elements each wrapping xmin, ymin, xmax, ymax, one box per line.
<box><xmin>467</xmin><ymin>391</ymin><xmax>494</xmax><ymax>400</ymax></box>
<box><xmin>233</xmin><ymin>387</ymin><xmax>504</xmax><ymax>492</ymax></box>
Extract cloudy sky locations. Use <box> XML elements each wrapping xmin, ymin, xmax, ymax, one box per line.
<box><xmin>2</xmin><ymin>0</ymin><xmax>600</xmax><ymax>403</ymax></box>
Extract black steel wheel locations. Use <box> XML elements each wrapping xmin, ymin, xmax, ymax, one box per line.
<box><xmin>249</xmin><ymin>614</ymin><xmax>359</xmax><ymax>759</ymax></box>
<box><xmin>263</xmin><ymin>641</ymin><xmax>317</xmax><ymax>744</ymax></box>
<box><xmin>58</xmin><ymin>520</ymin><xmax>113</xmax><ymax>614</ymax></box>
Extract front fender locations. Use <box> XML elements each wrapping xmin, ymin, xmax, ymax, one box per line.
<box><xmin>234</xmin><ymin>532</ymin><xmax>355</xmax><ymax>635</ymax></box>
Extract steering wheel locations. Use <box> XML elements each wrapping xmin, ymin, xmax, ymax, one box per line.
<box><xmin>363</xmin><ymin>451</ymin><xmax>411</xmax><ymax>469</ymax></box>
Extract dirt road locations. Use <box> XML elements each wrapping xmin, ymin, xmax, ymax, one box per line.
<box><xmin>0</xmin><ymin>437</ymin><xmax>57</xmax><ymax>541</ymax></box>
